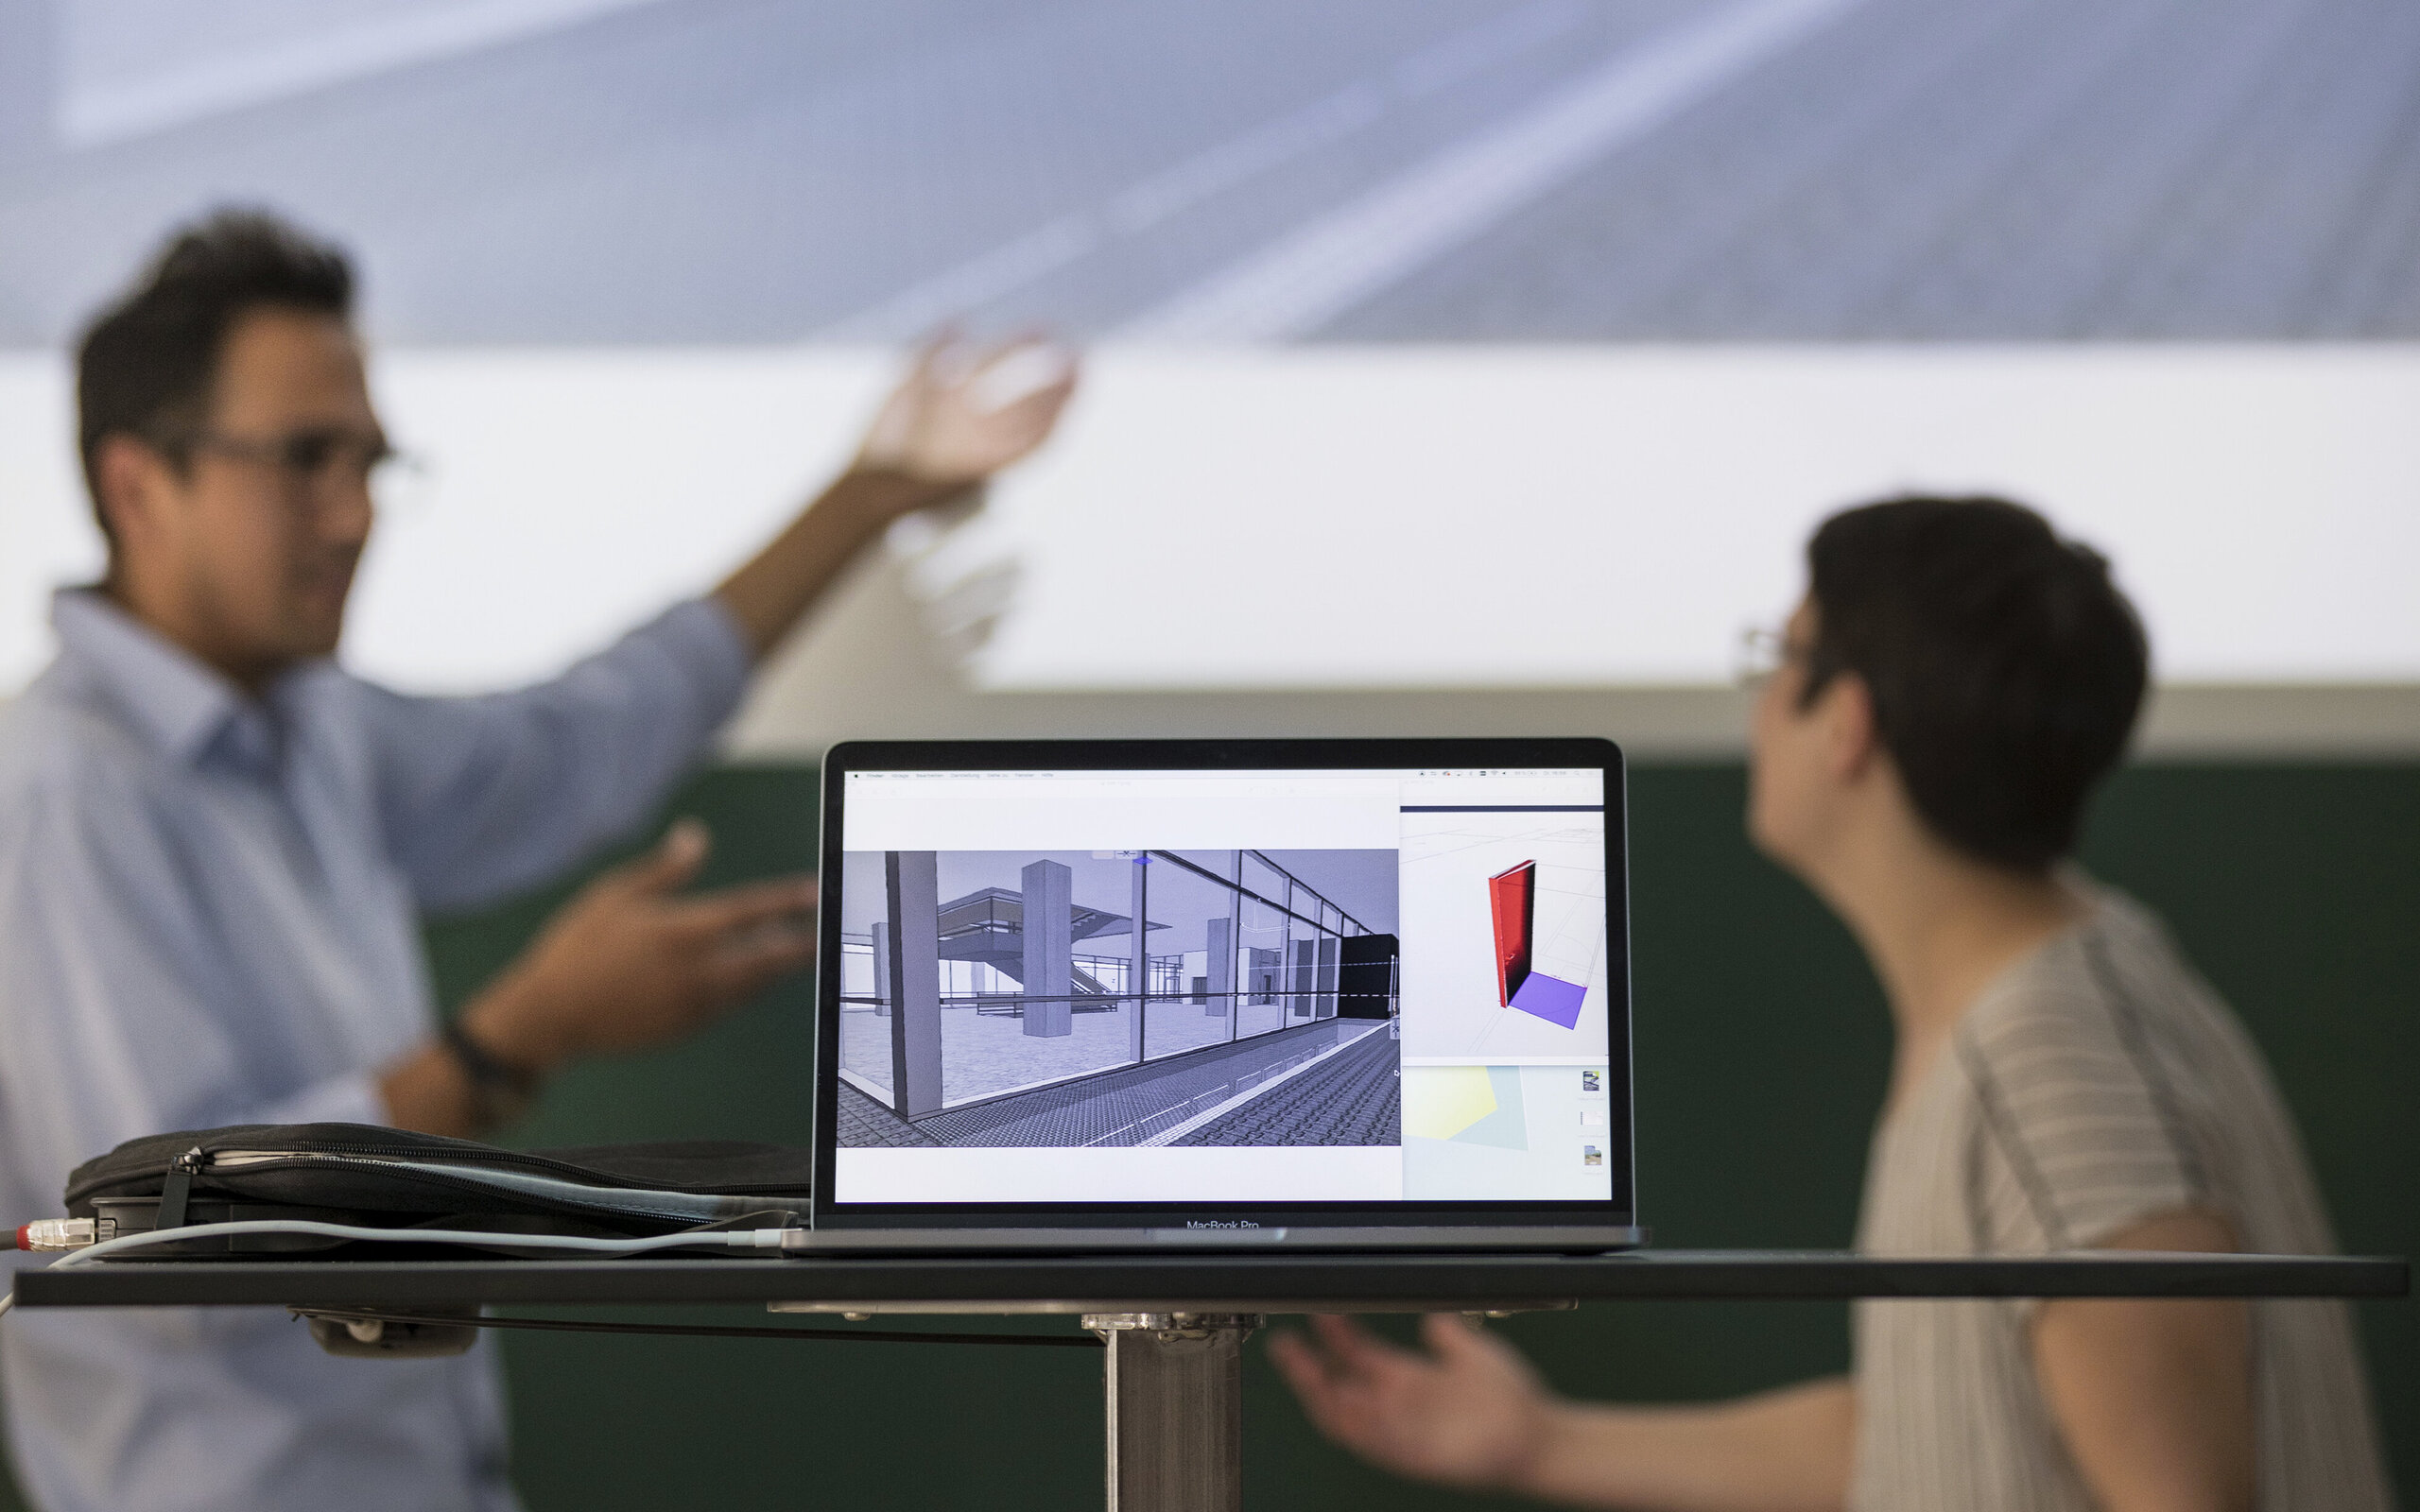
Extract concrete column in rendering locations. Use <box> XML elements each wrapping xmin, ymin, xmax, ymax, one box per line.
<box><xmin>1204</xmin><ymin>918</ymin><xmax>1233</xmax><ymax>1017</ymax></box>
<box><xmin>1020</xmin><ymin>859</ymin><xmax>1073</xmax><ymax>1038</ymax></box>
<box><xmin>1224</xmin><ymin>850</ymin><xmax>1244</xmax><ymax>1040</ymax></box>
<box><xmin>871</xmin><ymin>922</ymin><xmax>892</xmax><ymax>1017</ymax></box>
<box><xmin>1288</xmin><ymin>937</ymin><xmax>1315</xmax><ymax>1018</ymax></box>
<box><xmin>884</xmin><ymin>851</ymin><xmax>944</xmax><ymax>1119</ymax></box>
<box><xmin>1129</xmin><ymin>856</ymin><xmax>1150</xmax><ymax>1063</ymax></box>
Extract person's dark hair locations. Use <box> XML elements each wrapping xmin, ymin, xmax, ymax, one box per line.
<box><xmin>1801</xmin><ymin>495</ymin><xmax>2147</xmax><ymax>872</ymax></box>
<box><xmin>75</xmin><ymin>208</ymin><xmax>354</xmax><ymax>535</ymax></box>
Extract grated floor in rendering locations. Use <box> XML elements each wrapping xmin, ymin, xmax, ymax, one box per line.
<box><xmin>835</xmin><ymin>1081</ymin><xmax>942</xmax><ymax>1148</ymax></box>
<box><xmin>1170</xmin><ymin>1025</ymin><xmax>1401</xmax><ymax>1147</ymax></box>
<box><xmin>838</xmin><ymin>1018</ymin><xmax>1399</xmax><ymax>1148</ymax></box>
<box><xmin>839</xmin><ymin>1000</ymin><xmax>1298</xmax><ymax>1108</ymax></box>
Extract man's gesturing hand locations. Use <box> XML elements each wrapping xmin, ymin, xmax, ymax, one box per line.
<box><xmin>1271</xmin><ymin>1314</ymin><xmax>1561</xmax><ymax>1493</ymax></box>
<box><xmin>464</xmin><ymin>818</ymin><xmax>816</xmax><ymax>1075</ymax></box>
<box><xmin>711</xmin><ymin>333</ymin><xmax>1078</xmax><ymax>659</ymax></box>
<box><xmin>854</xmin><ymin>334</ymin><xmax>1079</xmax><ymax>489</ymax></box>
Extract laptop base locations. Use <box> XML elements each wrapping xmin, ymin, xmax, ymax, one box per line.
<box><xmin>783</xmin><ymin>1225</ymin><xmax>1649</xmax><ymax>1257</ymax></box>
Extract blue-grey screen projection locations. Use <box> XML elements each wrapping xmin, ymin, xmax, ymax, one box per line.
<box><xmin>2</xmin><ymin>0</ymin><xmax>2415</xmax><ymax>694</ymax></box>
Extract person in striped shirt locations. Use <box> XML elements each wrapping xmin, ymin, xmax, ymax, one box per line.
<box><xmin>1276</xmin><ymin>496</ymin><xmax>2391</xmax><ymax>1512</ymax></box>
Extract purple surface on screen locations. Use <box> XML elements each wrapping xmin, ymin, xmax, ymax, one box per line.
<box><xmin>1510</xmin><ymin>972</ymin><xmax>1585</xmax><ymax>1029</ymax></box>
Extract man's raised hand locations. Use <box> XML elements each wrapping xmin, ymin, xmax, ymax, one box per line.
<box><xmin>854</xmin><ymin>333</ymin><xmax>1079</xmax><ymax>489</ymax></box>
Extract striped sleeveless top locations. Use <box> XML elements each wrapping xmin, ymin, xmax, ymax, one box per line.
<box><xmin>1851</xmin><ymin>886</ymin><xmax>2392</xmax><ymax>1511</ymax></box>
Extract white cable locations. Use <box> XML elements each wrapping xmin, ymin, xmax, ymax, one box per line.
<box><xmin>48</xmin><ymin>1219</ymin><xmax>796</xmax><ymax>1269</ymax></box>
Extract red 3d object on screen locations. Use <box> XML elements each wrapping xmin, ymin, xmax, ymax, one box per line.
<box><xmin>1489</xmin><ymin>861</ymin><xmax>1536</xmax><ymax>1007</ymax></box>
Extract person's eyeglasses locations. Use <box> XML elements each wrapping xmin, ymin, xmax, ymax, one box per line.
<box><xmin>185</xmin><ymin>428</ymin><xmax>422</xmax><ymax>500</ymax></box>
<box><xmin>1734</xmin><ymin>625</ymin><xmax>1806</xmax><ymax>690</ymax></box>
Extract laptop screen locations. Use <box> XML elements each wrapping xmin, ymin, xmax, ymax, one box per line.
<box><xmin>819</xmin><ymin>742</ymin><xmax>1628</xmax><ymax>1222</ymax></box>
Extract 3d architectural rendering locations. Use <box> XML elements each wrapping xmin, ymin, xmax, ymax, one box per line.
<box><xmin>839</xmin><ymin>849</ymin><xmax>1401</xmax><ymax>1147</ymax></box>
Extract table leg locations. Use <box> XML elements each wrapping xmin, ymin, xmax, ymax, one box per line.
<box><xmin>1083</xmin><ymin>1313</ymin><xmax>1264</xmax><ymax>1512</ymax></box>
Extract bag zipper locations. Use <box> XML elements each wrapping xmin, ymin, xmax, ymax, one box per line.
<box><xmin>156</xmin><ymin>1145</ymin><xmax>205</xmax><ymax>1229</ymax></box>
<box><xmin>201</xmin><ymin>1138</ymin><xmax>640</xmax><ymax>1183</ymax></box>
<box><xmin>65</xmin><ymin>1134</ymin><xmax>814</xmax><ymax>1209</ymax></box>
<box><xmin>193</xmin><ymin>1139</ymin><xmax>808</xmax><ymax>1194</ymax></box>
<box><xmin>172</xmin><ymin>1149</ymin><xmax>784</xmax><ymax>1224</ymax></box>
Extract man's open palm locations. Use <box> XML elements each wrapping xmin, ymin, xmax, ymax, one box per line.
<box><xmin>480</xmin><ymin>818</ymin><xmax>817</xmax><ymax>1069</ymax></box>
<box><xmin>856</xmin><ymin>334</ymin><xmax>1079</xmax><ymax>486</ymax></box>
<box><xmin>1271</xmin><ymin>1314</ymin><xmax>1557</xmax><ymax>1491</ymax></box>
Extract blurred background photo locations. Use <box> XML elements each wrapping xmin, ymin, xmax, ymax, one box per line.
<box><xmin>4</xmin><ymin>0</ymin><xmax>2415</xmax><ymax>730</ymax></box>
<box><xmin>0</xmin><ymin>2</ymin><xmax>2412</xmax><ymax>1508</ymax></box>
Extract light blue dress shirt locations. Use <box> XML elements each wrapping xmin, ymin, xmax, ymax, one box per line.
<box><xmin>0</xmin><ymin>588</ymin><xmax>752</xmax><ymax>1512</ymax></box>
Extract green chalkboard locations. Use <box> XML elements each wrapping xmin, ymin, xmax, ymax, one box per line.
<box><xmin>1</xmin><ymin>764</ymin><xmax>2408</xmax><ymax>1510</ymax></box>
<box><xmin>448</xmin><ymin>763</ymin><xmax>2416</xmax><ymax>1511</ymax></box>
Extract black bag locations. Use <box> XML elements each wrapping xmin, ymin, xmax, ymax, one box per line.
<box><xmin>64</xmin><ymin>1123</ymin><xmax>814</xmax><ymax>1259</ymax></box>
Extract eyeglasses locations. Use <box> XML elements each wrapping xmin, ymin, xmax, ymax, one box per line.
<box><xmin>1734</xmin><ymin>625</ymin><xmax>1807</xmax><ymax>690</ymax></box>
<box><xmin>184</xmin><ymin>427</ymin><xmax>423</xmax><ymax>501</ymax></box>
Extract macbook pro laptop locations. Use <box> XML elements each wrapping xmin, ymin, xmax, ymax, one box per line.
<box><xmin>802</xmin><ymin>738</ymin><xmax>1640</xmax><ymax>1253</ymax></box>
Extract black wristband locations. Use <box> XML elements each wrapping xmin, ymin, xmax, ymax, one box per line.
<box><xmin>440</xmin><ymin>1019</ymin><xmax>537</xmax><ymax>1123</ymax></box>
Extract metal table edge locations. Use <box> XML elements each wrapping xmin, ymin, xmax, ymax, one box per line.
<box><xmin>10</xmin><ymin>1250</ymin><xmax>2406</xmax><ymax>1311</ymax></box>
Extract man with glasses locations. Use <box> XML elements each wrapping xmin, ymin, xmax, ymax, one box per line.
<box><xmin>1276</xmin><ymin>499</ymin><xmax>2390</xmax><ymax>1512</ymax></box>
<box><xmin>0</xmin><ymin>210</ymin><xmax>1073</xmax><ymax>1511</ymax></box>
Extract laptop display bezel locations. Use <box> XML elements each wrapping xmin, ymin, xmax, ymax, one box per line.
<box><xmin>811</xmin><ymin>737</ymin><xmax>1634</xmax><ymax>1232</ymax></box>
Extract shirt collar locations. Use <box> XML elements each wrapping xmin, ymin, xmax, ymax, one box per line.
<box><xmin>48</xmin><ymin>589</ymin><xmax>315</xmax><ymax>772</ymax></box>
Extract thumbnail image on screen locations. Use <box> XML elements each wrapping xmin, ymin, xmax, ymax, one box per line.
<box><xmin>835</xmin><ymin>849</ymin><xmax>1403</xmax><ymax>1151</ymax></box>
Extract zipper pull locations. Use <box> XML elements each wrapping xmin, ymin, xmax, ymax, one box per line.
<box><xmin>157</xmin><ymin>1145</ymin><xmax>204</xmax><ymax>1231</ymax></box>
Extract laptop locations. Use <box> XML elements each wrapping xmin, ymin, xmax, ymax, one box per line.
<box><xmin>801</xmin><ymin>738</ymin><xmax>1641</xmax><ymax>1254</ymax></box>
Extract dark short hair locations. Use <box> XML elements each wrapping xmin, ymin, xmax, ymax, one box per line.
<box><xmin>75</xmin><ymin>208</ymin><xmax>354</xmax><ymax>532</ymax></box>
<box><xmin>1801</xmin><ymin>496</ymin><xmax>2147</xmax><ymax>872</ymax></box>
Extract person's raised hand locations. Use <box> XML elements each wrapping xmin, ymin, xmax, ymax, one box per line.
<box><xmin>1270</xmin><ymin>1314</ymin><xmax>1562</xmax><ymax>1492</ymax></box>
<box><xmin>463</xmin><ymin>818</ymin><xmax>816</xmax><ymax>1075</ymax></box>
<box><xmin>853</xmin><ymin>333</ymin><xmax>1079</xmax><ymax>490</ymax></box>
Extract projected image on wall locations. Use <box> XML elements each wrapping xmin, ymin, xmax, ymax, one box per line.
<box><xmin>836</xmin><ymin>849</ymin><xmax>1400</xmax><ymax>1150</ymax></box>
<box><xmin>4</xmin><ymin>1</ymin><xmax>2412</xmax><ymax>698</ymax></box>
<box><xmin>10</xmin><ymin>0</ymin><xmax>2405</xmax><ymax>346</ymax></box>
